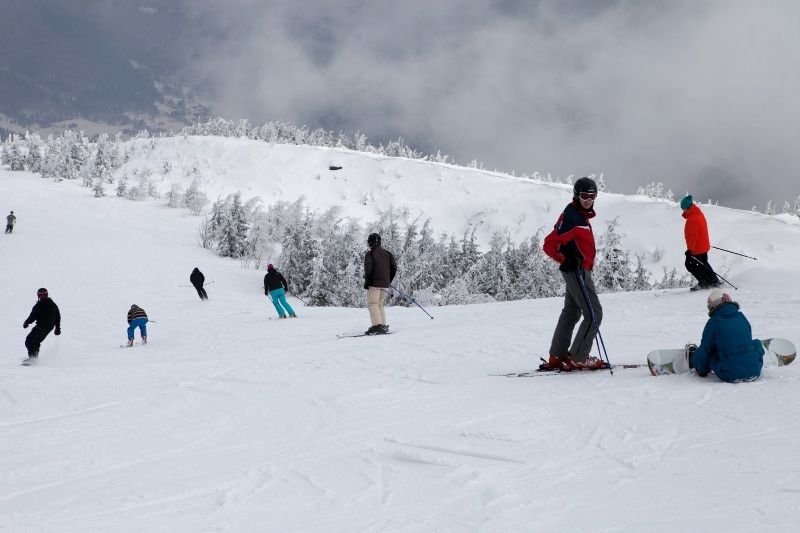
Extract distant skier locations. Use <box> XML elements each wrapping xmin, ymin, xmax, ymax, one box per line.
<box><xmin>22</xmin><ymin>288</ymin><xmax>61</xmax><ymax>361</ymax></box>
<box><xmin>264</xmin><ymin>264</ymin><xmax>296</xmax><ymax>319</ymax></box>
<box><xmin>126</xmin><ymin>304</ymin><xmax>148</xmax><ymax>346</ymax></box>
<box><xmin>190</xmin><ymin>267</ymin><xmax>208</xmax><ymax>300</ymax></box>
<box><xmin>688</xmin><ymin>289</ymin><xmax>763</xmax><ymax>382</ymax></box>
<box><xmin>363</xmin><ymin>233</ymin><xmax>397</xmax><ymax>335</ymax></box>
<box><xmin>5</xmin><ymin>211</ymin><xmax>16</xmax><ymax>233</ymax></box>
<box><xmin>680</xmin><ymin>194</ymin><xmax>721</xmax><ymax>291</ymax></box>
<box><xmin>541</xmin><ymin>177</ymin><xmax>606</xmax><ymax>370</ymax></box>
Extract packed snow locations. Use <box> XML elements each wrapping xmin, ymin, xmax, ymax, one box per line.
<box><xmin>2</xmin><ymin>145</ymin><xmax>800</xmax><ymax>532</ymax></box>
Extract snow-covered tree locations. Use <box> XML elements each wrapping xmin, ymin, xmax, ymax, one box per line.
<box><xmin>165</xmin><ymin>183</ymin><xmax>184</xmax><ymax>208</ymax></box>
<box><xmin>279</xmin><ymin>209</ymin><xmax>320</xmax><ymax>295</ymax></box>
<box><xmin>183</xmin><ymin>178</ymin><xmax>209</xmax><ymax>215</ymax></box>
<box><xmin>92</xmin><ymin>178</ymin><xmax>105</xmax><ymax>197</ymax></box>
<box><xmin>217</xmin><ymin>193</ymin><xmax>249</xmax><ymax>258</ymax></box>
<box><xmin>594</xmin><ymin>218</ymin><xmax>634</xmax><ymax>292</ymax></box>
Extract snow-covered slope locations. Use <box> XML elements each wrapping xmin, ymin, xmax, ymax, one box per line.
<box><xmin>1</xmin><ymin>164</ymin><xmax>800</xmax><ymax>532</ymax></box>
<box><xmin>119</xmin><ymin>136</ymin><xmax>800</xmax><ymax>278</ymax></box>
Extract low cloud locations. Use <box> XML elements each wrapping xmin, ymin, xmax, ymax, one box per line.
<box><xmin>184</xmin><ymin>0</ymin><xmax>800</xmax><ymax>209</ymax></box>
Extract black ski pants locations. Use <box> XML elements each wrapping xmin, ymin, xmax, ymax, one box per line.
<box><xmin>25</xmin><ymin>325</ymin><xmax>52</xmax><ymax>356</ymax></box>
<box><xmin>685</xmin><ymin>253</ymin><xmax>719</xmax><ymax>286</ymax></box>
<box><xmin>192</xmin><ymin>283</ymin><xmax>208</xmax><ymax>300</ymax></box>
<box><xmin>549</xmin><ymin>269</ymin><xmax>602</xmax><ymax>362</ymax></box>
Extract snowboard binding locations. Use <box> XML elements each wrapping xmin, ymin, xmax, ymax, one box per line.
<box><xmin>685</xmin><ymin>343</ymin><xmax>698</xmax><ymax>370</ymax></box>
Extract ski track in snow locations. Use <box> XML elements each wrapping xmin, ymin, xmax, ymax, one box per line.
<box><xmin>2</xmin><ymin>164</ymin><xmax>800</xmax><ymax>532</ymax></box>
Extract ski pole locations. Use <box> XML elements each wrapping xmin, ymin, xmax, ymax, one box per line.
<box><xmin>711</xmin><ymin>246</ymin><xmax>757</xmax><ymax>261</ymax></box>
<box><xmin>291</xmin><ymin>293</ymin><xmax>308</xmax><ymax>305</ymax></box>
<box><xmin>689</xmin><ymin>256</ymin><xmax>738</xmax><ymax>290</ymax></box>
<box><xmin>387</xmin><ymin>285</ymin><xmax>434</xmax><ymax>319</ymax></box>
<box><xmin>574</xmin><ymin>269</ymin><xmax>612</xmax><ymax>374</ymax></box>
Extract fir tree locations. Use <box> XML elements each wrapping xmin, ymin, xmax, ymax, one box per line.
<box><xmin>218</xmin><ymin>193</ymin><xmax>249</xmax><ymax>258</ymax></box>
<box><xmin>594</xmin><ymin>218</ymin><xmax>633</xmax><ymax>292</ymax></box>
<box><xmin>280</xmin><ymin>209</ymin><xmax>319</xmax><ymax>295</ymax></box>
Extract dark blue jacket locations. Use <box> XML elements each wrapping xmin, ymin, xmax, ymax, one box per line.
<box><xmin>694</xmin><ymin>302</ymin><xmax>763</xmax><ymax>382</ymax></box>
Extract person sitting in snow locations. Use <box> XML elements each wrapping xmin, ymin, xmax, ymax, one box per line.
<box><xmin>688</xmin><ymin>289</ymin><xmax>763</xmax><ymax>382</ymax></box>
<box><xmin>126</xmin><ymin>304</ymin><xmax>149</xmax><ymax>347</ymax></box>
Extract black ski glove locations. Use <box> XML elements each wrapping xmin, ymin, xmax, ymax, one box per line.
<box><xmin>23</xmin><ymin>322</ymin><xmax>29</xmax><ymax>329</ymax></box>
<box><xmin>363</xmin><ymin>281</ymin><xmax>370</xmax><ymax>290</ymax></box>
<box><xmin>54</xmin><ymin>327</ymin><xmax>61</xmax><ymax>336</ymax></box>
<box><xmin>559</xmin><ymin>241</ymin><xmax>583</xmax><ymax>273</ymax></box>
<box><xmin>560</xmin><ymin>254</ymin><xmax>581</xmax><ymax>272</ymax></box>
<box><xmin>685</xmin><ymin>250</ymin><xmax>692</xmax><ymax>257</ymax></box>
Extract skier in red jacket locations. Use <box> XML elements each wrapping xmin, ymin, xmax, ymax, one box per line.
<box><xmin>680</xmin><ymin>194</ymin><xmax>720</xmax><ymax>291</ymax></box>
<box><xmin>541</xmin><ymin>177</ymin><xmax>606</xmax><ymax>371</ymax></box>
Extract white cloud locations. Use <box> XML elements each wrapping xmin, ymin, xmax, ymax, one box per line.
<box><xmin>184</xmin><ymin>0</ymin><xmax>800</xmax><ymax>208</ymax></box>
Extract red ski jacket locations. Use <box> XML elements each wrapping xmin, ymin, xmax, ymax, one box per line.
<box><xmin>543</xmin><ymin>200</ymin><xmax>597</xmax><ymax>270</ymax></box>
<box><xmin>682</xmin><ymin>204</ymin><xmax>711</xmax><ymax>255</ymax></box>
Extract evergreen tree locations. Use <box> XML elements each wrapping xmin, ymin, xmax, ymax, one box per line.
<box><xmin>92</xmin><ymin>178</ymin><xmax>105</xmax><ymax>197</ymax></box>
<box><xmin>594</xmin><ymin>218</ymin><xmax>633</xmax><ymax>292</ymax></box>
<box><xmin>165</xmin><ymin>183</ymin><xmax>184</xmax><ymax>208</ymax></box>
<box><xmin>23</xmin><ymin>133</ymin><xmax>43</xmax><ymax>173</ymax></box>
<box><xmin>116</xmin><ymin>175</ymin><xmax>129</xmax><ymax>197</ymax></box>
<box><xmin>280</xmin><ymin>209</ymin><xmax>319</xmax><ymax>295</ymax></box>
<box><xmin>218</xmin><ymin>193</ymin><xmax>249</xmax><ymax>258</ymax></box>
<box><xmin>470</xmin><ymin>231</ymin><xmax>508</xmax><ymax>299</ymax></box>
<box><xmin>631</xmin><ymin>253</ymin><xmax>652</xmax><ymax>291</ymax></box>
<box><xmin>183</xmin><ymin>178</ymin><xmax>209</xmax><ymax>215</ymax></box>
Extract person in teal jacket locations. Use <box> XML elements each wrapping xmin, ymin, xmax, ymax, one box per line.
<box><xmin>690</xmin><ymin>289</ymin><xmax>763</xmax><ymax>382</ymax></box>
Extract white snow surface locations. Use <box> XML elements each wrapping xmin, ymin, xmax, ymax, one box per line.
<box><xmin>2</xmin><ymin>148</ymin><xmax>800</xmax><ymax>532</ymax></box>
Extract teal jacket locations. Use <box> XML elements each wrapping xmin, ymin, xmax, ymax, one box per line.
<box><xmin>694</xmin><ymin>302</ymin><xmax>763</xmax><ymax>382</ymax></box>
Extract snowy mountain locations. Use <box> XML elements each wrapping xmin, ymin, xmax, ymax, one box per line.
<box><xmin>2</xmin><ymin>147</ymin><xmax>800</xmax><ymax>532</ymax></box>
<box><xmin>115</xmin><ymin>135</ymin><xmax>800</xmax><ymax>277</ymax></box>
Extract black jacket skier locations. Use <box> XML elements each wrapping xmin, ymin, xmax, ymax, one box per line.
<box><xmin>190</xmin><ymin>267</ymin><xmax>208</xmax><ymax>300</ymax></box>
<box><xmin>23</xmin><ymin>288</ymin><xmax>61</xmax><ymax>358</ymax></box>
<box><xmin>264</xmin><ymin>268</ymin><xmax>289</xmax><ymax>293</ymax></box>
<box><xmin>363</xmin><ymin>233</ymin><xmax>397</xmax><ymax>335</ymax></box>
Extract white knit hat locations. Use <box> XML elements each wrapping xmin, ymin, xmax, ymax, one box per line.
<box><xmin>707</xmin><ymin>289</ymin><xmax>731</xmax><ymax>311</ymax></box>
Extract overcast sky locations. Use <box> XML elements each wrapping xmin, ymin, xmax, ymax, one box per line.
<box><xmin>179</xmin><ymin>1</ymin><xmax>800</xmax><ymax>208</ymax></box>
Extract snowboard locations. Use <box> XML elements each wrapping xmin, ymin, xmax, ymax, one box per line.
<box><xmin>647</xmin><ymin>337</ymin><xmax>796</xmax><ymax>376</ymax></box>
<box><xmin>21</xmin><ymin>357</ymin><xmax>38</xmax><ymax>366</ymax></box>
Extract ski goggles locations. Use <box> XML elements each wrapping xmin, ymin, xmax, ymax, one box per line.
<box><xmin>578</xmin><ymin>192</ymin><xmax>597</xmax><ymax>200</ymax></box>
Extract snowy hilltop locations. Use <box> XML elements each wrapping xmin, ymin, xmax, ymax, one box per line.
<box><xmin>4</xmin><ymin>131</ymin><xmax>800</xmax><ymax>307</ymax></box>
<box><xmin>1</xmin><ymin>142</ymin><xmax>800</xmax><ymax>532</ymax></box>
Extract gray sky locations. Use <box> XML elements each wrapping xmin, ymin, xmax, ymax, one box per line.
<box><xmin>183</xmin><ymin>0</ymin><xmax>800</xmax><ymax>209</ymax></box>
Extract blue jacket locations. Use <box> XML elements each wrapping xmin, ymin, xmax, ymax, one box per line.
<box><xmin>694</xmin><ymin>302</ymin><xmax>763</xmax><ymax>382</ymax></box>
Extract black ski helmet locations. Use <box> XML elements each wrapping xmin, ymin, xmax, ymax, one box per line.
<box><xmin>37</xmin><ymin>288</ymin><xmax>48</xmax><ymax>299</ymax></box>
<box><xmin>573</xmin><ymin>177</ymin><xmax>598</xmax><ymax>199</ymax></box>
<box><xmin>367</xmin><ymin>233</ymin><xmax>381</xmax><ymax>247</ymax></box>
